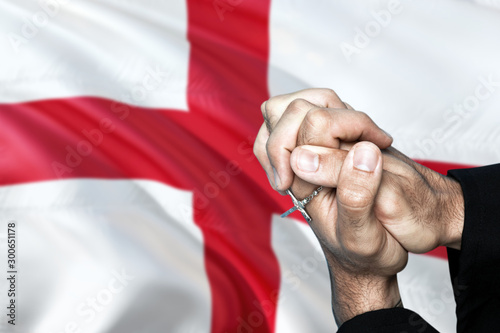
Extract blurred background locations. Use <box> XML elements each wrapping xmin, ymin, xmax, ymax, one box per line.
<box><xmin>1</xmin><ymin>0</ymin><xmax>499</xmax><ymax>332</ymax></box>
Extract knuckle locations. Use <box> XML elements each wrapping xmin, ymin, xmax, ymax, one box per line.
<box><xmin>319</xmin><ymin>88</ymin><xmax>340</xmax><ymax>101</ymax></box>
<box><xmin>356</xmin><ymin>110</ymin><xmax>369</xmax><ymax>118</ymax></box>
<box><xmin>317</xmin><ymin>88</ymin><xmax>346</xmax><ymax>108</ymax></box>
<box><xmin>299</xmin><ymin>108</ymin><xmax>330</xmax><ymax>144</ymax></box>
<box><xmin>375</xmin><ymin>184</ymin><xmax>403</xmax><ymax>220</ymax></box>
<box><xmin>375</xmin><ymin>195</ymin><xmax>401</xmax><ymax>220</ymax></box>
<box><xmin>265</xmin><ymin>135</ymin><xmax>282</xmax><ymax>160</ymax></box>
<box><xmin>337</xmin><ymin>184</ymin><xmax>375</xmax><ymax>210</ymax></box>
<box><xmin>265</xmin><ymin>114</ymin><xmax>280</xmax><ymax>132</ymax></box>
<box><xmin>287</xmin><ymin>98</ymin><xmax>311</xmax><ymax>112</ymax></box>
<box><xmin>304</xmin><ymin>107</ymin><xmax>329</xmax><ymax>124</ymax></box>
<box><xmin>253</xmin><ymin>140</ymin><xmax>263</xmax><ymax>158</ymax></box>
<box><xmin>260</xmin><ymin>101</ymin><xmax>268</xmax><ymax>115</ymax></box>
<box><xmin>355</xmin><ymin>110</ymin><xmax>372</xmax><ymax>124</ymax></box>
<box><xmin>261</xmin><ymin>98</ymin><xmax>281</xmax><ymax>129</ymax></box>
<box><xmin>254</xmin><ymin>146</ymin><xmax>269</xmax><ymax>166</ymax></box>
<box><xmin>265</xmin><ymin>97</ymin><xmax>279</xmax><ymax>113</ymax></box>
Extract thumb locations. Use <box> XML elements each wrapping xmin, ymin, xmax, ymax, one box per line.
<box><xmin>336</xmin><ymin>142</ymin><xmax>384</xmax><ymax>254</ymax></box>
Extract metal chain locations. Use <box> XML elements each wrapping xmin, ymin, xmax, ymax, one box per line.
<box><xmin>300</xmin><ymin>186</ymin><xmax>323</xmax><ymax>206</ymax></box>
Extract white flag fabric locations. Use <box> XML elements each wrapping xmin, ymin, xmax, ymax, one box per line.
<box><xmin>1</xmin><ymin>1</ymin><xmax>499</xmax><ymax>333</ymax></box>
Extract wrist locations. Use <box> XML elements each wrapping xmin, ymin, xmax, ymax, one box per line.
<box><xmin>328</xmin><ymin>266</ymin><xmax>401</xmax><ymax>326</ymax></box>
<box><xmin>438</xmin><ymin>176</ymin><xmax>465</xmax><ymax>250</ymax></box>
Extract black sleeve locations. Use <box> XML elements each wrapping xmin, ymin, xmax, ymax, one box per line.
<box><xmin>337</xmin><ymin>308</ymin><xmax>439</xmax><ymax>333</ymax></box>
<box><xmin>447</xmin><ymin>164</ymin><xmax>500</xmax><ymax>333</ymax></box>
<box><xmin>338</xmin><ymin>163</ymin><xmax>500</xmax><ymax>333</ymax></box>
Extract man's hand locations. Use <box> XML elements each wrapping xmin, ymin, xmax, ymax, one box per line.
<box><xmin>254</xmin><ymin>88</ymin><xmax>465</xmax><ymax>326</ymax></box>
<box><xmin>254</xmin><ymin>89</ymin><xmax>407</xmax><ymax>326</ymax></box>
<box><xmin>315</xmin><ymin>141</ymin><xmax>407</xmax><ymax>326</ymax></box>
<box><xmin>254</xmin><ymin>88</ymin><xmax>392</xmax><ymax>193</ymax></box>
<box><xmin>254</xmin><ymin>88</ymin><xmax>464</xmax><ymax>253</ymax></box>
<box><xmin>290</xmin><ymin>143</ymin><xmax>465</xmax><ymax>253</ymax></box>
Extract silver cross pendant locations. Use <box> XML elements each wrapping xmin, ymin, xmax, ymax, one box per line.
<box><xmin>280</xmin><ymin>189</ymin><xmax>312</xmax><ymax>223</ymax></box>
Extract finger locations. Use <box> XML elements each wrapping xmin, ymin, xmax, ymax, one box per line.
<box><xmin>290</xmin><ymin>145</ymin><xmax>348</xmax><ymax>187</ymax></box>
<box><xmin>261</xmin><ymin>100</ymin><xmax>279</xmax><ymax>134</ymax></box>
<box><xmin>289</xmin><ymin>145</ymin><xmax>414</xmax><ymax>188</ymax></box>
<box><xmin>262</xmin><ymin>88</ymin><xmax>348</xmax><ymax>130</ymax></box>
<box><xmin>297</xmin><ymin>108</ymin><xmax>393</xmax><ymax>149</ymax></box>
<box><xmin>254</xmin><ymin>123</ymin><xmax>280</xmax><ymax>191</ymax></box>
<box><xmin>253</xmin><ymin>123</ymin><xmax>274</xmax><ymax>182</ymax></box>
<box><xmin>286</xmin><ymin>173</ymin><xmax>335</xmax><ymax>234</ymax></box>
<box><xmin>382</xmin><ymin>146</ymin><xmax>436</xmax><ymax>180</ymax></box>
<box><xmin>267</xmin><ymin>104</ymin><xmax>392</xmax><ymax>191</ymax></box>
<box><xmin>266</xmin><ymin>99</ymin><xmax>318</xmax><ymax>190</ymax></box>
<box><xmin>336</xmin><ymin>142</ymin><xmax>385</xmax><ymax>256</ymax></box>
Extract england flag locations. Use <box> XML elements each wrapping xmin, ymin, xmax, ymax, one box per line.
<box><xmin>1</xmin><ymin>0</ymin><xmax>500</xmax><ymax>332</ymax></box>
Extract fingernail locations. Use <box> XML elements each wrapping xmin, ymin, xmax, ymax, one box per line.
<box><xmin>297</xmin><ymin>148</ymin><xmax>319</xmax><ymax>172</ymax></box>
<box><xmin>273</xmin><ymin>167</ymin><xmax>281</xmax><ymax>189</ymax></box>
<box><xmin>353</xmin><ymin>146</ymin><xmax>378</xmax><ymax>172</ymax></box>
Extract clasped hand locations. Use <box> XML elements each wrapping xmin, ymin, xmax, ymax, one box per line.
<box><xmin>253</xmin><ymin>88</ymin><xmax>464</xmax><ymax>325</ymax></box>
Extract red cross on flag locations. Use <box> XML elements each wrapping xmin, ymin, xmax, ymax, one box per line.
<box><xmin>1</xmin><ymin>0</ymin><xmax>499</xmax><ymax>332</ymax></box>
